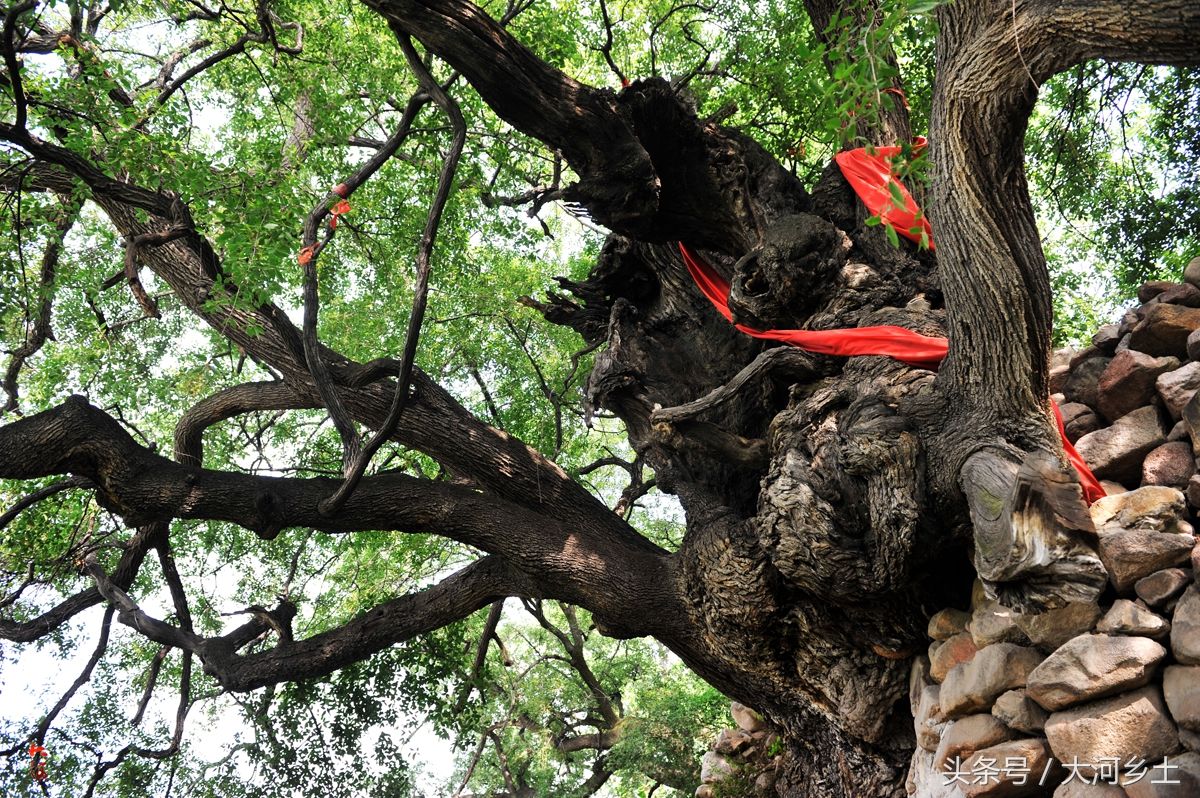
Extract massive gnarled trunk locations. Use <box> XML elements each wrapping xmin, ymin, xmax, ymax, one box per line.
<box><xmin>1</xmin><ymin>1</ymin><xmax>1198</xmax><ymax>796</ymax></box>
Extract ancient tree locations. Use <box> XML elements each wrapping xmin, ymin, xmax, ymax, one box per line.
<box><xmin>1</xmin><ymin>0</ymin><xmax>1198</xmax><ymax>795</ymax></box>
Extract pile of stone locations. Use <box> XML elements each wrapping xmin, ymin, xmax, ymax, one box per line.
<box><xmin>696</xmin><ymin>702</ymin><xmax>782</xmax><ymax>797</ymax></box>
<box><xmin>1055</xmin><ymin>258</ymin><xmax>1200</xmax><ymax>502</ymax></box>
<box><xmin>903</xmin><ymin>258</ymin><xmax>1200</xmax><ymax>797</ymax></box>
<box><xmin>908</xmin><ymin>484</ymin><xmax>1199</xmax><ymax>795</ymax></box>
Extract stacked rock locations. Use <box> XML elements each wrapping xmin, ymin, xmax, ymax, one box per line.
<box><xmin>905</xmin><ymin>256</ymin><xmax>1200</xmax><ymax>797</ymax></box>
<box><xmin>696</xmin><ymin>702</ymin><xmax>782</xmax><ymax>797</ymax></box>
<box><xmin>1056</xmin><ymin>258</ymin><xmax>1200</xmax><ymax>500</ymax></box>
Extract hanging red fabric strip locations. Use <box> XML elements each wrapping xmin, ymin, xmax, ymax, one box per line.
<box><xmin>678</xmin><ymin>242</ymin><xmax>1106</xmax><ymax>504</ymax></box>
<box><xmin>834</xmin><ymin>138</ymin><xmax>934</xmax><ymax>249</ymax></box>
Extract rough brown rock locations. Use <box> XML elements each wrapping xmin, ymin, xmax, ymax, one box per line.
<box><xmin>1098</xmin><ymin>528</ymin><xmax>1195</xmax><ymax>593</ymax></box>
<box><xmin>1173</xmin><ymin>586</ymin><xmax>1200</xmax><ymax>665</ymax></box>
<box><xmin>1142</xmin><ymin>442</ymin><xmax>1197</xmax><ymax>489</ymax></box>
<box><xmin>1158</xmin><ymin>362</ymin><xmax>1200</xmax><ymax>421</ymax></box>
<box><xmin>960</xmin><ymin>738</ymin><xmax>1060</xmax><ymax>797</ymax></box>
<box><xmin>1135</xmin><ymin>568</ymin><xmax>1193</xmax><ymax>608</ymax></box>
<box><xmin>1015</xmin><ymin>602</ymin><xmax>1102</xmax><ymax>652</ymax></box>
<box><xmin>1163</xmin><ymin>665</ymin><xmax>1200</xmax><ymax>732</ymax></box>
<box><xmin>1099</xmin><ymin>350</ymin><xmax>1180</xmax><ymax>422</ymax></box>
<box><xmin>972</xmin><ymin>601</ymin><xmax>1031</xmax><ymax>648</ymax></box>
<box><xmin>992</xmin><ymin>688</ymin><xmax>1049</xmax><ymax>734</ymax></box>
<box><xmin>1044</xmin><ymin>687</ymin><xmax>1179</xmax><ymax>775</ymax></box>
<box><xmin>1062</xmin><ymin>403</ymin><xmax>1103</xmax><ymax>443</ymax></box>
<box><xmin>940</xmin><ymin>644</ymin><xmax>1044</xmax><ymax>719</ymax></box>
<box><xmin>1094</xmin><ymin>323</ymin><xmax>1123</xmax><ymax>351</ymax></box>
<box><xmin>933</xmin><ymin>713</ymin><xmax>1015</xmax><ymax>768</ymax></box>
<box><xmin>1158</xmin><ymin>283</ymin><xmax>1200</xmax><ymax>308</ymax></box>
<box><xmin>1140</xmin><ymin>281</ymin><xmax>1177</xmax><ymax>304</ymax></box>
<box><xmin>1026</xmin><ymin>634</ymin><xmax>1166</xmax><ymax>711</ymax></box>
<box><xmin>1077</xmin><ymin>406</ymin><xmax>1168</xmax><ymax>484</ymax></box>
<box><xmin>1130</xmin><ymin>304</ymin><xmax>1200</xmax><ymax>359</ymax></box>
<box><xmin>929</xmin><ymin>608</ymin><xmax>972</xmax><ymax>641</ymax></box>
<box><xmin>1053</xmin><ymin>779</ymin><xmax>1125</xmax><ymax>797</ymax></box>
<box><xmin>1090</xmin><ymin>486</ymin><xmax>1187</xmax><ymax>532</ymax></box>
<box><xmin>1096</xmin><ymin>599</ymin><xmax>1171</xmax><ymax>638</ymax></box>
<box><xmin>932</xmin><ymin>632</ymin><xmax>980</xmax><ymax>683</ymax></box>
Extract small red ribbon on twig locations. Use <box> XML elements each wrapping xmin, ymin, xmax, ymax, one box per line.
<box><xmin>297</xmin><ymin>244</ymin><xmax>315</xmax><ymax>266</ymax></box>
<box><xmin>329</xmin><ymin>199</ymin><xmax>351</xmax><ymax>230</ymax></box>
<box><xmin>29</xmin><ymin>742</ymin><xmax>48</xmax><ymax>782</ymax></box>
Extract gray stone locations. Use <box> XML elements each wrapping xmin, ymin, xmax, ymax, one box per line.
<box><xmin>1049</xmin><ymin>363</ymin><xmax>1071</xmax><ymax>395</ymax></box>
<box><xmin>1130</xmin><ymin>303</ymin><xmax>1200</xmax><ymax>358</ymax></box>
<box><xmin>730</xmin><ymin>701</ymin><xmax>765</xmax><ymax>733</ymax></box>
<box><xmin>1183</xmin><ymin>729</ymin><xmax>1200</xmax><ymax>754</ymax></box>
<box><xmin>906</xmin><ymin>746</ymin><xmax>963</xmax><ymax>798</ymax></box>
<box><xmin>1064</xmin><ymin>356</ymin><xmax>1112</xmax><ymax>408</ymax></box>
<box><xmin>1158</xmin><ymin>363</ymin><xmax>1200</xmax><ymax>420</ymax></box>
<box><xmin>916</xmin><ymin>685</ymin><xmax>944</xmax><ymax>752</ymax></box>
<box><xmin>940</xmin><ymin>644</ymin><xmax>1044</xmax><ymax>718</ymax></box>
<box><xmin>971</xmin><ymin>601</ymin><xmax>1031</xmax><ymax>648</ymax></box>
<box><xmin>1061</xmin><ymin>402</ymin><xmax>1102</xmax><ymax>443</ymax></box>
<box><xmin>933</xmin><ymin>713</ymin><xmax>1015</xmax><ymax>769</ymax></box>
<box><xmin>1015</xmin><ymin>602</ymin><xmax>1102</xmax><ymax>651</ymax></box>
<box><xmin>1188</xmin><ymin>328</ymin><xmax>1200</xmax><ymax>362</ymax></box>
<box><xmin>1094</xmin><ymin>323</ymin><xmax>1123</xmax><ymax>351</ymax></box>
<box><xmin>1182</xmin><ymin>392</ymin><xmax>1200</xmax><ymax>455</ymax></box>
<box><xmin>1077</xmin><ymin>406</ymin><xmax>1167</xmax><ymax>484</ymax></box>
<box><xmin>1096</xmin><ymin>599</ymin><xmax>1171</xmax><ymax>637</ymax></box>
<box><xmin>700</xmin><ymin>750</ymin><xmax>732</xmax><ymax>784</ymax></box>
<box><xmin>1168</xmin><ymin>419</ymin><xmax>1189</xmax><ymax>441</ymax></box>
<box><xmin>1136</xmin><ymin>568</ymin><xmax>1193</xmax><ymax>607</ymax></box>
<box><xmin>1099</xmin><ymin>350</ymin><xmax>1180</xmax><ymax>422</ymax></box>
<box><xmin>1122</xmin><ymin>751</ymin><xmax>1200</xmax><ymax>798</ymax></box>
<box><xmin>992</xmin><ymin>688</ymin><xmax>1049</xmax><ymax>734</ymax></box>
<box><xmin>932</xmin><ymin>631</ymin><xmax>980</xmax><ymax>683</ymax></box>
<box><xmin>1052</xmin><ymin>347</ymin><xmax>1075</xmax><ymax>370</ymax></box>
<box><xmin>1173</xmin><ymin>586</ymin><xmax>1200</xmax><ymax>665</ymax></box>
<box><xmin>929</xmin><ymin>608</ymin><xmax>972</xmax><ymax>641</ymax></box>
<box><xmin>1053</xmin><ymin>779</ymin><xmax>1125</xmax><ymax>797</ymax></box>
<box><xmin>911</xmin><ymin>655</ymin><xmax>932</xmax><ymax>716</ymax></box>
<box><xmin>1044</xmin><ymin>687</ymin><xmax>1179</xmax><ymax>775</ymax></box>
<box><xmin>1186</xmin><ymin>256</ymin><xmax>1200</xmax><ymax>289</ymax></box>
<box><xmin>1142</xmin><ymin>442</ymin><xmax>1196</xmax><ymax>489</ymax></box>
<box><xmin>1099</xmin><ymin>529</ymin><xmax>1195</xmax><ymax>593</ymax></box>
<box><xmin>1163</xmin><ymin>665</ymin><xmax>1200</xmax><ymax>732</ymax></box>
<box><xmin>1026</xmin><ymin>634</ymin><xmax>1166</xmax><ymax>711</ymax></box>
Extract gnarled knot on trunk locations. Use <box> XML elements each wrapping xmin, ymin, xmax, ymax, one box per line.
<box><xmin>962</xmin><ymin>447</ymin><xmax>1107</xmax><ymax>613</ymax></box>
<box><xmin>727</xmin><ymin>213</ymin><xmax>848</xmax><ymax>330</ymax></box>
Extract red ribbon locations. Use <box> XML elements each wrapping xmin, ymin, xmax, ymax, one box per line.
<box><xmin>677</xmin><ymin>243</ymin><xmax>1105</xmax><ymax>505</ymax></box>
<box><xmin>834</xmin><ymin>138</ymin><xmax>934</xmax><ymax>250</ymax></box>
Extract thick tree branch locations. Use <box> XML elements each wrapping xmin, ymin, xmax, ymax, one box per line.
<box><xmin>86</xmin><ymin>552</ymin><xmax>530</xmax><ymax>691</ymax></box>
<box><xmin>0</xmin><ymin>398</ymin><xmax>685</xmax><ymax>637</ymax></box>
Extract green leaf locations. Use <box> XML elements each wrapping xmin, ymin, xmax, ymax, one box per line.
<box><xmin>885</xmin><ymin>223</ymin><xmax>901</xmax><ymax>248</ymax></box>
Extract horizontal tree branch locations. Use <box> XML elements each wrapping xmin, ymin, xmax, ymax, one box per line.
<box><xmin>85</xmin><ymin>551</ymin><xmax>528</xmax><ymax>691</ymax></box>
<box><xmin>0</xmin><ymin>398</ymin><xmax>685</xmax><ymax>638</ymax></box>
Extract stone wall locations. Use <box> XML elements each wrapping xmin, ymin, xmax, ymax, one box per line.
<box><xmin>697</xmin><ymin>258</ymin><xmax>1200</xmax><ymax>797</ymax></box>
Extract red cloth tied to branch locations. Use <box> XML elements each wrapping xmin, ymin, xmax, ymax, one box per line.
<box><xmin>677</xmin><ymin>242</ymin><xmax>1105</xmax><ymax>505</ymax></box>
<box><xmin>834</xmin><ymin>137</ymin><xmax>934</xmax><ymax>249</ymax></box>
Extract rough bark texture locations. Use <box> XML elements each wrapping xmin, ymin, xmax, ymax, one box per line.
<box><xmin>2</xmin><ymin>1</ymin><xmax>1199</xmax><ymax>797</ymax></box>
